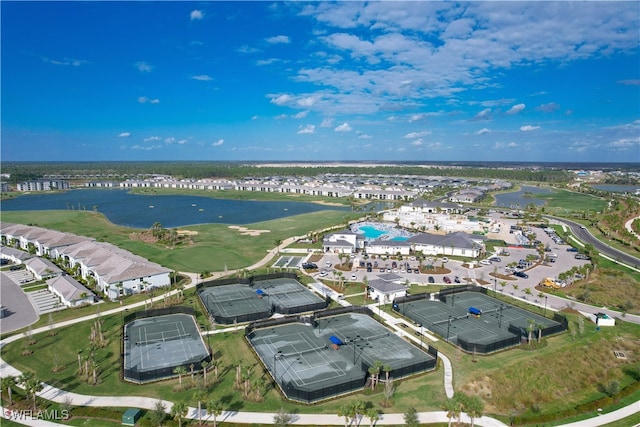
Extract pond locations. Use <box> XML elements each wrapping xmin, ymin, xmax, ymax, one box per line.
<box><xmin>0</xmin><ymin>189</ymin><xmax>350</xmax><ymax>229</ymax></box>
<box><xmin>493</xmin><ymin>186</ymin><xmax>553</xmax><ymax>208</ymax></box>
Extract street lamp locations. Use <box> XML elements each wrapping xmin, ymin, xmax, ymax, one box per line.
<box><xmin>544</xmin><ymin>296</ymin><xmax>548</xmax><ymax>317</ymax></box>
<box><xmin>446</xmin><ymin>315</ymin><xmax>452</xmax><ymax>342</ymax></box>
<box><xmin>417</xmin><ymin>323</ymin><xmax>423</xmax><ymax>349</ymax></box>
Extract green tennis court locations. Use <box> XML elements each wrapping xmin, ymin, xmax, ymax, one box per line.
<box><xmin>248</xmin><ymin>311</ymin><xmax>436</xmax><ymax>403</ymax></box>
<box><xmin>395</xmin><ymin>291</ymin><xmax>566</xmax><ymax>353</ymax></box>
<box><xmin>123</xmin><ymin>313</ymin><xmax>209</xmax><ymax>383</ymax></box>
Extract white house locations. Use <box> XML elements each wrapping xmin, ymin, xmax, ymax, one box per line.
<box><xmin>47</xmin><ymin>275</ymin><xmax>96</xmax><ymax>307</ymax></box>
<box><xmin>24</xmin><ymin>257</ymin><xmax>62</xmax><ymax>280</ymax></box>
<box><xmin>365</xmin><ymin>239</ymin><xmax>412</xmax><ymax>256</ymax></box>
<box><xmin>409</xmin><ymin>232</ymin><xmax>486</xmax><ymax>258</ymax></box>
<box><xmin>0</xmin><ymin>222</ymin><xmax>172</xmax><ymax>301</ymax></box>
<box><xmin>322</xmin><ymin>230</ymin><xmax>364</xmax><ymax>253</ymax></box>
<box><xmin>368</xmin><ymin>278</ymin><xmax>408</xmax><ymax>304</ymax></box>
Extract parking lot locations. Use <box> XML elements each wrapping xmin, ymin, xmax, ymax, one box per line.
<box><xmin>309</xmin><ymin>214</ymin><xmax>592</xmax><ymax>300</ymax></box>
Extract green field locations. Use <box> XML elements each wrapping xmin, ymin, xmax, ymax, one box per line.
<box><xmin>0</xmin><ymin>209</ymin><xmax>362</xmax><ymax>272</ymax></box>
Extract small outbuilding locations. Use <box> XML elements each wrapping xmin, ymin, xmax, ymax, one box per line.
<box><xmin>122</xmin><ymin>408</ymin><xmax>142</xmax><ymax>426</ymax></box>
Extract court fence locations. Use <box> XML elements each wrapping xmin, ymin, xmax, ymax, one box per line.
<box><xmin>437</xmin><ymin>285</ymin><xmax>487</xmax><ymax>303</ymax></box>
<box><xmin>393</xmin><ymin>292</ymin><xmax>431</xmax><ymax>305</ymax></box>
<box><xmin>246</xmin><ymin>306</ymin><xmax>437</xmax><ymax>403</ymax></box>
<box><xmin>122</xmin><ymin>306</ymin><xmax>211</xmax><ymax>384</ymax></box>
<box><xmin>198</xmin><ymin>272</ymin><xmax>326</xmax><ymax>324</ymax></box>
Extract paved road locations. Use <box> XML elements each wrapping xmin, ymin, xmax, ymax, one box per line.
<box><xmin>0</xmin><ymin>272</ymin><xmax>39</xmax><ymax>334</ymax></box>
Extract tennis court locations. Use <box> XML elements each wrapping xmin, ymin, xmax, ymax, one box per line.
<box><xmin>252</xmin><ymin>277</ymin><xmax>327</xmax><ymax>315</ymax></box>
<box><xmin>396</xmin><ymin>291</ymin><xmax>565</xmax><ymax>353</ymax></box>
<box><xmin>199</xmin><ymin>275</ymin><xmax>327</xmax><ymax>324</ymax></box>
<box><xmin>248</xmin><ymin>312</ymin><xmax>436</xmax><ymax>403</ymax></box>
<box><xmin>123</xmin><ymin>313</ymin><xmax>210</xmax><ymax>383</ymax></box>
<box><xmin>199</xmin><ymin>283</ymin><xmax>271</xmax><ymax>324</ymax></box>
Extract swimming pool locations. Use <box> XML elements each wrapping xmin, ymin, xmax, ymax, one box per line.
<box><xmin>352</xmin><ymin>222</ymin><xmax>413</xmax><ymax>241</ymax></box>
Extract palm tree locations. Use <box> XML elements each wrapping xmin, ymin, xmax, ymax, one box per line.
<box><xmin>19</xmin><ymin>372</ymin><xmax>43</xmax><ymax>412</ymax></box>
<box><xmin>442</xmin><ymin>397</ymin><xmax>458</xmax><ymax>427</ymax></box>
<box><xmin>201</xmin><ymin>360</ymin><xmax>209</xmax><ymax>385</ymax></box>
<box><xmin>1</xmin><ymin>376</ymin><xmax>16</xmax><ymax>407</ymax></box>
<box><xmin>383</xmin><ymin>364</ymin><xmax>392</xmax><ymax>383</ymax></box>
<box><xmin>365</xmin><ymin>408</ymin><xmax>379</xmax><ymax>427</ymax></box>
<box><xmin>337</xmin><ymin>404</ymin><xmax>351</xmax><ymax>427</ymax></box>
<box><xmin>351</xmin><ymin>401</ymin><xmax>364</xmax><ymax>426</ymax></box>
<box><xmin>170</xmin><ymin>401</ymin><xmax>188</xmax><ymax>427</ymax></box>
<box><xmin>193</xmin><ymin>389</ymin><xmax>207</xmax><ymax>425</ymax></box>
<box><xmin>174</xmin><ymin>366</ymin><xmax>187</xmax><ymax>387</ymax></box>
<box><xmin>403</xmin><ymin>406</ymin><xmax>419</xmax><ymax>427</ymax></box>
<box><xmin>207</xmin><ymin>399</ymin><xmax>223</xmax><ymax>427</ymax></box>
<box><xmin>465</xmin><ymin>395</ymin><xmax>485</xmax><ymax>427</ymax></box>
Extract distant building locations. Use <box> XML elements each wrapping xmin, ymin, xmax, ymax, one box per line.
<box><xmin>16</xmin><ymin>179</ymin><xmax>69</xmax><ymax>192</ymax></box>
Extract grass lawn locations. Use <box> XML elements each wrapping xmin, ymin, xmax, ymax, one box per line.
<box><xmin>0</xmin><ymin>209</ymin><xmax>362</xmax><ymax>273</ymax></box>
<box><xmin>533</xmin><ymin>188</ymin><xmax>608</xmax><ymax>214</ymax></box>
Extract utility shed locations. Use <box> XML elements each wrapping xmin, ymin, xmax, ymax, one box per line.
<box><xmin>122</xmin><ymin>408</ymin><xmax>142</xmax><ymax>426</ymax></box>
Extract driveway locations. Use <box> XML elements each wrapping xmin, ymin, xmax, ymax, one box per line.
<box><xmin>0</xmin><ymin>271</ymin><xmax>39</xmax><ymax>334</ymax></box>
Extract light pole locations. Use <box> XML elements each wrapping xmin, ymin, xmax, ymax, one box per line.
<box><xmin>446</xmin><ymin>316</ymin><xmax>451</xmax><ymax>342</ymax></box>
<box><xmin>544</xmin><ymin>296</ymin><xmax>548</xmax><ymax>317</ymax></box>
<box><xmin>417</xmin><ymin>323</ymin><xmax>423</xmax><ymax>349</ymax></box>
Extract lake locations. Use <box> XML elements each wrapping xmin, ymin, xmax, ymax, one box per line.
<box><xmin>493</xmin><ymin>186</ymin><xmax>553</xmax><ymax>208</ymax></box>
<box><xmin>0</xmin><ymin>189</ymin><xmax>350</xmax><ymax>229</ymax></box>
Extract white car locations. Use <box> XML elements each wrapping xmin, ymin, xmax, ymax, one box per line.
<box><xmin>350</xmin><ymin>274</ymin><xmax>357</xmax><ymax>281</ymax></box>
<box><xmin>441</xmin><ymin>257</ymin><xmax>449</xmax><ymax>263</ymax></box>
<box><xmin>325</xmin><ymin>261</ymin><xmax>332</xmax><ymax>268</ymax></box>
<box><xmin>479</xmin><ymin>259</ymin><xmax>491</xmax><ymax>265</ymax></box>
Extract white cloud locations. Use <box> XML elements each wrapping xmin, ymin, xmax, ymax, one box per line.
<box><xmin>191</xmin><ymin>75</ymin><xmax>212</xmax><ymax>81</ymax></box>
<box><xmin>536</xmin><ymin>103</ymin><xmax>560</xmax><ymax>113</ymax></box>
<box><xmin>164</xmin><ymin>137</ymin><xmax>175</xmax><ymax>143</ymax></box>
<box><xmin>294</xmin><ymin>110</ymin><xmax>309</xmax><ymax>119</ymax></box>
<box><xmin>265</xmin><ymin>35</ymin><xmax>291</xmax><ymax>44</ymax></box>
<box><xmin>270</xmin><ymin>94</ymin><xmax>294</xmax><ymax>105</ymax></box>
<box><xmin>409</xmin><ymin>113</ymin><xmax>427</xmax><ymax>122</ymax></box>
<box><xmin>138</xmin><ymin>96</ymin><xmax>160</xmax><ymax>104</ymax></box>
<box><xmin>190</xmin><ymin>10</ymin><xmax>204</xmax><ymax>20</ymax></box>
<box><xmin>297</xmin><ymin>124</ymin><xmax>316</xmax><ymax>134</ymax></box>
<box><xmin>471</xmin><ymin>108</ymin><xmax>492</xmax><ymax>121</ymax></box>
<box><xmin>334</xmin><ymin>122</ymin><xmax>352</xmax><ymax>132</ymax></box>
<box><xmin>358</xmin><ymin>133</ymin><xmax>372</xmax><ymax>139</ymax></box>
<box><xmin>135</xmin><ymin>61</ymin><xmax>152</xmax><ymax>72</ymax></box>
<box><xmin>212</xmin><ymin>139</ymin><xmax>224</xmax><ymax>146</ymax></box>
<box><xmin>297</xmin><ymin>96</ymin><xmax>316</xmax><ymax>107</ymax></box>
<box><xmin>520</xmin><ymin>125</ymin><xmax>540</xmax><ymax>132</ymax></box>
<box><xmin>177</xmin><ymin>139</ymin><xmax>188</xmax><ymax>145</ymax></box>
<box><xmin>609</xmin><ymin>136</ymin><xmax>640</xmax><ymax>149</ymax></box>
<box><xmin>617</xmin><ymin>79</ymin><xmax>640</xmax><ymax>86</ymax></box>
<box><xmin>42</xmin><ymin>56</ymin><xmax>89</xmax><ymax>67</ymax></box>
<box><xmin>411</xmin><ymin>139</ymin><xmax>424</xmax><ymax>146</ymax></box>
<box><xmin>118</xmin><ymin>132</ymin><xmax>131</xmax><ymax>138</ymax></box>
<box><xmin>476</xmin><ymin>128</ymin><xmax>491</xmax><ymax>135</ymax></box>
<box><xmin>506</xmin><ymin>103</ymin><xmax>526</xmax><ymax>115</ymax></box>
<box><xmin>144</xmin><ymin>136</ymin><xmax>161</xmax><ymax>142</ymax></box>
<box><xmin>131</xmin><ymin>145</ymin><xmax>161</xmax><ymax>151</ymax></box>
<box><xmin>404</xmin><ymin>131</ymin><xmax>431</xmax><ymax>138</ymax></box>
<box><xmin>320</xmin><ymin>118</ymin><xmax>334</xmax><ymax>127</ymax></box>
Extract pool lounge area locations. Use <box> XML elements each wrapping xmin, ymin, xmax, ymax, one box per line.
<box><xmin>351</xmin><ymin>222</ymin><xmax>414</xmax><ymax>241</ymax></box>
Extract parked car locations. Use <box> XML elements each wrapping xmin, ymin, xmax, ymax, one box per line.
<box><xmin>575</xmin><ymin>254</ymin><xmax>591</xmax><ymax>260</ymax></box>
<box><xmin>428</xmin><ymin>276</ymin><xmax>435</xmax><ymax>283</ymax></box>
<box><xmin>443</xmin><ymin>276</ymin><xmax>451</xmax><ymax>284</ymax></box>
<box><xmin>479</xmin><ymin>259</ymin><xmax>491</xmax><ymax>265</ymax></box>
<box><xmin>514</xmin><ymin>271</ymin><xmax>529</xmax><ymax>279</ymax></box>
<box><xmin>441</xmin><ymin>257</ymin><xmax>449</xmax><ymax>263</ymax></box>
<box><xmin>350</xmin><ymin>274</ymin><xmax>357</xmax><ymax>281</ymax></box>
<box><xmin>454</xmin><ymin>276</ymin><xmax>461</xmax><ymax>283</ymax></box>
<box><xmin>567</xmin><ymin>247</ymin><xmax>579</xmax><ymax>252</ymax></box>
<box><xmin>489</xmin><ymin>256</ymin><xmax>502</xmax><ymax>262</ymax></box>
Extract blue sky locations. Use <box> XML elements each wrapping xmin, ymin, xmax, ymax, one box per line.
<box><xmin>2</xmin><ymin>1</ymin><xmax>639</xmax><ymax>163</ymax></box>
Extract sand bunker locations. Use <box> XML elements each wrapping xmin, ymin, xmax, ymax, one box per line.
<box><xmin>228</xmin><ymin>225</ymin><xmax>271</xmax><ymax>236</ymax></box>
<box><xmin>177</xmin><ymin>230</ymin><xmax>199</xmax><ymax>236</ymax></box>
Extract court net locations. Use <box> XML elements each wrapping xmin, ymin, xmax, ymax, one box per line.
<box><xmin>135</xmin><ymin>332</ymin><xmax>192</xmax><ymax>346</ymax></box>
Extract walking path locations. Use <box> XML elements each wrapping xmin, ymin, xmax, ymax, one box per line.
<box><xmin>1</xmin><ymin>238</ymin><xmax>638</xmax><ymax>426</ymax></box>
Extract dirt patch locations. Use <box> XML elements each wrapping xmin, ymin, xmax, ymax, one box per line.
<box><xmin>228</xmin><ymin>225</ymin><xmax>271</xmax><ymax>236</ymax></box>
<box><xmin>176</xmin><ymin>230</ymin><xmax>198</xmax><ymax>236</ymax></box>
